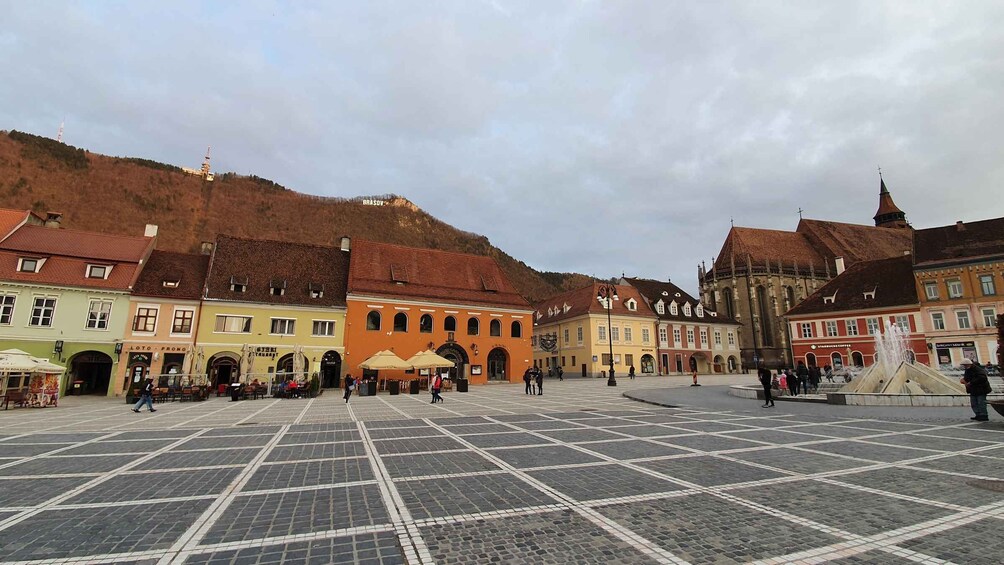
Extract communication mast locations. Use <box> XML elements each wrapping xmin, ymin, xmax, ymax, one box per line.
<box><xmin>56</xmin><ymin>119</ymin><xmax>64</xmax><ymax>143</ymax></box>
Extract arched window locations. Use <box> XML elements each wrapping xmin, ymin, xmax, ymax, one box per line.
<box><xmin>490</xmin><ymin>319</ymin><xmax>502</xmax><ymax>337</ymax></box>
<box><xmin>851</xmin><ymin>351</ymin><xmax>864</xmax><ymax>367</ymax></box>
<box><xmin>722</xmin><ymin>287</ymin><xmax>735</xmax><ymax>318</ymax></box>
<box><xmin>419</xmin><ymin>314</ymin><xmax>433</xmax><ymax>333</ymax></box>
<box><xmin>831</xmin><ymin>352</ymin><xmax>843</xmax><ymax>369</ymax></box>
<box><xmin>784</xmin><ymin>286</ymin><xmax>796</xmax><ymax>308</ymax></box>
<box><xmin>756</xmin><ymin>286</ymin><xmax>773</xmax><ymax>346</ymax></box>
<box><xmin>393</xmin><ymin>312</ymin><xmax>408</xmax><ymax>332</ymax></box>
<box><xmin>510</xmin><ymin>321</ymin><xmax>522</xmax><ymax>338</ymax></box>
<box><xmin>366</xmin><ymin>311</ymin><xmax>381</xmax><ymax>331</ymax></box>
<box><xmin>467</xmin><ymin>317</ymin><xmax>479</xmax><ymax>336</ymax></box>
<box><xmin>806</xmin><ymin>353</ymin><xmax>816</xmax><ymax>367</ymax></box>
<box><xmin>444</xmin><ymin>316</ymin><xmax>457</xmax><ymax>332</ymax></box>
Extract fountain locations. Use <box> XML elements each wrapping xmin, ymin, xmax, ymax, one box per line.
<box><xmin>840</xmin><ymin>322</ymin><xmax>965</xmax><ymax>395</ymax></box>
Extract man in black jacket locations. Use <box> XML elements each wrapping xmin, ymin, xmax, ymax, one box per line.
<box><xmin>961</xmin><ymin>358</ymin><xmax>991</xmax><ymax>421</ymax></box>
<box><xmin>131</xmin><ymin>377</ymin><xmax>156</xmax><ymax>413</ymax></box>
<box><xmin>758</xmin><ymin>364</ymin><xmax>774</xmax><ymax>407</ymax></box>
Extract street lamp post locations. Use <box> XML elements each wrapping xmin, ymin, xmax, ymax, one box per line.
<box><xmin>597</xmin><ymin>284</ymin><xmax>619</xmax><ymax>386</ymax></box>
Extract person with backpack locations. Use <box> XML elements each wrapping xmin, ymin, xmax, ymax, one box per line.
<box><xmin>343</xmin><ymin>374</ymin><xmax>355</xmax><ymax>404</ymax></box>
<box><xmin>960</xmin><ymin>358</ymin><xmax>991</xmax><ymax>421</ymax></box>
<box><xmin>131</xmin><ymin>377</ymin><xmax>156</xmax><ymax>413</ymax></box>
<box><xmin>431</xmin><ymin>374</ymin><xmax>444</xmax><ymax>403</ymax></box>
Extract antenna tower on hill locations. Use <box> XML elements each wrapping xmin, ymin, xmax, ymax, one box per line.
<box><xmin>201</xmin><ymin>146</ymin><xmax>211</xmax><ymax>176</ymax></box>
<box><xmin>56</xmin><ymin>119</ymin><xmax>64</xmax><ymax>144</ymax></box>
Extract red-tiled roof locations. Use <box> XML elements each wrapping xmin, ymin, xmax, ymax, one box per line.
<box><xmin>132</xmin><ymin>250</ymin><xmax>210</xmax><ymax>300</ymax></box>
<box><xmin>785</xmin><ymin>255</ymin><xmax>918</xmax><ymax>317</ymax></box>
<box><xmin>532</xmin><ymin>282</ymin><xmax>654</xmax><ymax>325</ymax></box>
<box><xmin>914</xmin><ymin>217</ymin><xmax>1004</xmax><ymax>266</ymax></box>
<box><xmin>713</xmin><ymin>226</ymin><xmax>826</xmax><ymax>271</ymax></box>
<box><xmin>0</xmin><ymin>209</ymin><xmax>32</xmax><ymax>242</ymax></box>
<box><xmin>0</xmin><ymin>251</ymin><xmax>141</xmax><ymax>290</ymax></box>
<box><xmin>874</xmin><ymin>179</ymin><xmax>906</xmax><ymax>218</ymax></box>
<box><xmin>348</xmin><ymin>240</ymin><xmax>529</xmax><ymax>309</ymax></box>
<box><xmin>623</xmin><ymin>277</ymin><xmax>739</xmax><ymax>325</ymax></box>
<box><xmin>797</xmin><ymin>219</ymin><xmax>911</xmax><ymax>265</ymax></box>
<box><xmin>205</xmin><ymin>235</ymin><xmax>349</xmax><ymax>307</ymax></box>
<box><xmin>1</xmin><ymin>224</ymin><xmax>153</xmax><ymax>262</ymax></box>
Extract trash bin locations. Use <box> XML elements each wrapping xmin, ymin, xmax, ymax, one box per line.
<box><xmin>409</xmin><ymin>380</ymin><xmax>420</xmax><ymax>394</ymax></box>
<box><xmin>456</xmin><ymin>378</ymin><xmax>469</xmax><ymax>393</ymax></box>
<box><xmin>230</xmin><ymin>382</ymin><xmax>242</xmax><ymax>401</ymax></box>
<box><xmin>388</xmin><ymin>380</ymin><xmax>400</xmax><ymax>395</ymax></box>
<box><xmin>72</xmin><ymin>380</ymin><xmax>84</xmax><ymax>395</ymax></box>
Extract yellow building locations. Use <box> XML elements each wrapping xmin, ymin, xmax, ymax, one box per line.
<box><xmin>532</xmin><ymin>283</ymin><xmax>657</xmax><ymax>379</ymax></box>
<box><xmin>196</xmin><ymin>236</ymin><xmax>350</xmax><ymax>391</ymax></box>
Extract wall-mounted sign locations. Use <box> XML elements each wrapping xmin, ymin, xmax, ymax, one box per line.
<box><xmin>937</xmin><ymin>341</ymin><xmax>975</xmax><ymax>348</ymax></box>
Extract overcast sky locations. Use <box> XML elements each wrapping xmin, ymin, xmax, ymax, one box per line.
<box><xmin>3</xmin><ymin>1</ymin><xmax>1003</xmax><ymax>295</ymax></box>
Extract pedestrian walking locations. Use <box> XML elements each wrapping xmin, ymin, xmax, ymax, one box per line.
<box><xmin>131</xmin><ymin>377</ymin><xmax>157</xmax><ymax>413</ymax></box>
<box><xmin>523</xmin><ymin>368</ymin><xmax>533</xmax><ymax>395</ymax></box>
<box><xmin>758</xmin><ymin>364</ymin><xmax>774</xmax><ymax>407</ymax></box>
<box><xmin>343</xmin><ymin>374</ymin><xmax>355</xmax><ymax>403</ymax></box>
<box><xmin>824</xmin><ymin>364</ymin><xmax>834</xmax><ymax>383</ymax></box>
<box><xmin>786</xmin><ymin>369</ymin><xmax>799</xmax><ymax>396</ymax></box>
<box><xmin>809</xmin><ymin>365</ymin><xmax>821</xmax><ymax>393</ymax></box>
<box><xmin>796</xmin><ymin>362</ymin><xmax>809</xmax><ymax>394</ymax></box>
<box><xmin>960</xmin><ymin>358</ymin><xmax>991</xmax><ymax>421</ymax></box>
<box><xmin>535</xmin><ymin>369</ymin><xmax>543</xmax><ymax>395</ymax></box>
<box><xmin>629</xmin><ymin>365</ymin><xmax>636</xmax><ymax>380</ymax></box>
<box><xmin>431</xmin><ymin>374</ymin><xmax>444</xmax><ymax>403</ymax></box>
<box><xmin>557</xmin><ymin>366</ymin><xmax>564</xmax><ymax>381</ymax></box>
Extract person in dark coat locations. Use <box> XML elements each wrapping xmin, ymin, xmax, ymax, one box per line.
<box><xmin>758</xmin><ymin>364</ymin><xmax>774</xmax><ymax>407</ymax></box>
<box><xmin>557</xmin><ymin>366</ymin><xmax>564</xmax><ymax>381</ymax></box>
<box><xmin>629</xmin><ymin>365</ymin><xmax>636</xmax><ymax>379</ymax></box>
<box><xmin>132</xmin><ymin>377</ymin><xmax>156</xmax><ymax>413</ymax></box>
<box><xmin>960</xmin><ymin>358</ymin><xmax>991</xmax><ymax>421</ymax></box>
<box><xmin>523</xmin><ymin>368</ymin><xmax>533</xmax><ymax>395</ymax></box>
<box><xmin>786</xmin><ymin>369</ymin><xmax>799</xmax><ymax>396</ymax></box>
<box><xmin>796</xmin><ymin>362</ymin><xmax>809</xmax><ymax>394</ymax></box>
<box><xmin>535</xmin><ymin>368</ymin><xmax>544</xmax><ymax>395</ymax></box>
<box><xmin>808</xmin><ymin>365</ymin><xmax>821</xmax><ymax>393</ymax></box>
<box><xmin>343</xmin><ymin>374</ymin><xmax>355</xmax><ymax>404</ymax></box>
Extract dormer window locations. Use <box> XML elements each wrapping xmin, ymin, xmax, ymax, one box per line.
<box><xmin>535</xmin><ymin>311</ymin><xmax>543</xmax><ymax>321</ymax></box>
<box><xmin>683</xmin><ymin>303</ymin><xmax>692</xmax><ymax>316</ymax></box>
<box><xmin>696</xmin><ymin>304</ymin><xmax>704</xmax><ymax>318</ymax></box>
<box><xmin>229</xmin><ymin>275</ymin><xmax>248</xmax><ymax>293</ymax></box>
<box><xmin>863</xmin><ymin>288</ymin><xmax>877</xmax><ymax>300</ymax></box>
<box><xmin>17</xmin><ymin>258</ymin><xmax>42</xmax><ymax>273</ymax></box>
<box><xmin>163</xmin><ymin>279</ymin><xmax>181</xmax><ymax>289</ymax></box>
<box><xmin>269</xmin><ymin>279</ymin><xmax>287</xmax><ymax>296</ymax></box>
<box><xmin>86</xmin><ymin>265</ymin><xmax>111</xmax><ymax>279</ymax></box>
<box><xmin>625</xmin><ymin>298</ymin><xmax>637</xmax><ymax>311</ymax></box>
<box><xmin>563</xmin><ymin>303</ymin><xmax>571</xmax><ymax>314</ymax></box>
<box><xmin>656</xmin><ymin>300</ymin><xmax>665</xmax><ymax>315</ymax></box>
<box><xmin>670</xmin><ymin>301</ymin><xmax>679</xmax><ymax>315</ymax></box>
<box><xmin>481</xmin><ymin>275</ymin><xmax>499</xmax><ymax>292</ymax></box>
<box><xmin>390</xmin><ymin>265</ymin><xmax>409</xmax><ymax>284</ymax></box>
<box><xmin>308</xmin><ymin>283</ymin><xmax>324</xmax><ymax>299</ymax></box>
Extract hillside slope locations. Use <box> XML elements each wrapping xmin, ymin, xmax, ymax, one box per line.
<box><xmin>0</xmin><ymin>131</ymin><xmax>592</xmax><ymax>302</ymax></box>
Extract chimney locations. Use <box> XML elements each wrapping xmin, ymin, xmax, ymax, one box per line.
<box><xmin>834</xmin><ymin>256</ymin><xmax>845</xmax><ymax>276</ymax></box>
<box><xmin>339</xmin><ymin>235</ymin><xmax>351</xmax><ymax>252</ymax></box>
<box><xmin>144</xmin><ymin>224</ymin><xmax>159</xmax><ymax>237</ymax></box>
<box><xmin>199</xmin><ymin>241</ymin><xmax>214</xmax><ymax>255</ymax></box>
<box><xmin>956</xmin><ymin>221</ymin><xmax>965</xmax><ymax>231</ymax></box>
<box><xmin>44</xmin><ymin>211</ymin><xmax>63</xmax><ymax>229</ymax></box>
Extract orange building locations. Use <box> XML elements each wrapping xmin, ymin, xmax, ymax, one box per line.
<box><xmin>344</xmin><ymin>239</ymin><xmax>532</xmax><ymax>385</ymax></box>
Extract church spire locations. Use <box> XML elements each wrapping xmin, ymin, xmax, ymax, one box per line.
<box><xmin>873</xmin><ymin>169</ymin><xmax>909</xmax><ymax>229</ymax></box>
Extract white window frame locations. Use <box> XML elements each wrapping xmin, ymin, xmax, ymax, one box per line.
<box><xmin>846</xmin><ymin>319</ymin><xmax>860</xmax><ymax>336</ymax></box>
<box><xmin>980</xmin><ymin>275</ymin><xmax>996</xmax><ymax>296</ymax></box>
<box><xmin>984</xmin><ymin>308</ymin><xmax>998</xmax><ymax>328</ymax></box>
<box><xmin>947</xmin><ymin>279</ymin><xmax>963</xmax><ymax>299</ymax></box>
<box><xmin>312</xmin><ymin>319</ymin><xmax>336</xmax><ymax>336</ymax></box>
<box><xmin>270</xmin><ymin>317</ymin><xmax>296</xmax><ymax>336</ymax></box>
<box><xmin>563</xmin><ymin>328</ymin><xmax>569</xmax><ymax>344</ymax></box>
<box><xmin>17</xmin><ymin>257</ymin><xmax>43</xmax><ymax>273</ymax></box>
<box><xmin>714</xmin><ymin>330</ymin><xmax>722</xmax><ymax>345</ymax></box>
<box><xmin>624</xmin><ymin>326</ymin><xmax>633</xmax><ymax>343</ymax></box>
<box><xmin>28</xmin><ymin>295</ymin><xmax>57</xmax><ymax>327</ymax></box>
<box><xmin>576</xmin><ymin>326</ymin><xmax>583</xmax><ymax>344</ymax></box>
<box><xmin>133</xmin><ymin>304</ymin><xmax>160</xmax><ymax>334</ymax></box>
<box><xmin>641</xmin><ymin>327</ymin><xmax>650</xmax><ymax>343</ymax></box>
<box><xmin>931</xmin><ymin>312</ymin><xmax>945</xmax><ymax>331</ymax></box>
<box><xmin>86</xmin><ymin>264</ymin><xmax>112</xmax><ymax>280</ymax></box>
<box><xmin>659</xmin><ymin>327</ymin><xmax>668</xmax><ymax>344</ymax></box>
<box><xmin>866</xmin><ymin>317</ymin><xmax>880</xmax><ymax>335</ymax></box>
<box><xmin>670</xmin><ymin>302</ymin><xmax>678</xmax><ymax>315</ymax></box>
<box><xmin>611</xmin><ymin>326</ymin><xmax>620</xmax><ymax>342</ymax></box>
<box><xmin>84</xmin><ymin>298</ymin><xmax>113</xmax><ymax>330</ymax></box>
<box><xmin>683</xmin><ymin>303</ymin><xmax>692</xmax><ymax>316</ymax></box>
<box><xmin>956</xmin><ymin>310</ymin><xmax>971</xmax><ymax>330</ymax></box>
<box><xmin>696</xmin><ymin>305</ymin><xmax>704</xmax><ymax>317</ymax></box>
<box><xmin>0</xmin><ymin>293</ymin><xmax>16</xmax><ymax>325</ymax></box>
<box><xmin>924</xmin><ymin>281</ymin><xmax>939</xmax><ymax>300</ymax></box>
<box><xmin>597</xmin><ymin>325</ymin><xmax>607</xmax><ymax>342</ymax></box>
<box><xmin>700</xmin><ymin>328</ymin><xmax>708</xmax><ymax>345</ymax></box>
<box><xmin>686</xmin><ymin>328</ymin><xmax>695</xmax><ymax>344</ymax></box>
<box><xmin>825</xmin><ymin>320</ymin><xmax>838</xmax><ymax>337</ymax></box>
<box><xmin>800</xmin><ymin>322</ymin><xmax>813</xmax><ymax>338</ymax></box>
<box><xmin>727</xmin><ymin>331</ymin><xmax>736</xmax><ymax>346</ymax></box>
<box><xmin>673</xmin><ymin>328</ymin><xmax>682</xmax><ymax>345</ymax></box>
<box><xmin>656</xmin><ymin>301</ymin><xmax>665</xmax><ymax>315</ymax></box>
<box><xmin>214</xmin><ymin>314</ymin><xmax>252</xmax><ymax>334</ymax></box>
<box><xmin>170</xmin><ymin>308</ymin><xmax>196</xmax><ymax>336</ymax></box>
<box><xmin>894</xmin><ymin>315</ymin><xmax>910</xmax><ymax>332</ymax></box>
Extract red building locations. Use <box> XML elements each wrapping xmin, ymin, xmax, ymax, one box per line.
<box><xmin>784</xmin><ymin>255</ymin><xmax>929</xmax><ymax>370</ymax></box>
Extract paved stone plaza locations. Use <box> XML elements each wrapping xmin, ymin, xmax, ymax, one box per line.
<box><xmin>0</xmin><ymin>378</ymin><xmax>1002</xmax><ymax>564</ymax></box>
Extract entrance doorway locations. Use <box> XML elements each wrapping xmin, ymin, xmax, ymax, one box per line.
<box><xmin>209</xmin><ymin>353</ymin><xmax>239</xmax><ymax>388</ymax></box>
<box><xmin>321</xmin><ymin>351</ymin><xmax>342</xmax><ymax>388</ymax></box>
<box><xmin>436</xmin><ymin>343</ymin><xmax>469</xmax><ymax>380</ymax></box>
<box><xmin>640</xmin><ymin>354</ymin><xmax>655</xmax><ymax>374</ymax></box>
<box><xmin>70</xmin><ymin>351</ymin><xmax>113</xmax><ymax>395</ymax></box>
<box><xmin>487</xmin><ymin>348</ymin><xmax>508</xmax><ymax>381</ymax></box>
<box><xmin>675</xmin><ymin>354</ymin><xmax>683</xmax><ymax>373</ymax></box>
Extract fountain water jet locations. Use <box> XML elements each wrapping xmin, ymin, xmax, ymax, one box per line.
<box><xmin>841</xmin><ymin>322</ymin><xmax>965</xmax><ymax>395</ymax></box>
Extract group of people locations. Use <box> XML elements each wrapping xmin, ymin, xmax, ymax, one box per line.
<box><xmin>757</xmin><ymin>361</ymin><xmax>832</xmax><ymax>407</ymax></box>
<box><xmin>523</xmin><ymin>367</ymin><xmax>545</xmax><ymax>395</ymax></box>
<box><xmin>341</xmin><ymin>373</ymin><xmax>446</xmax><ymax>404</ymax></box>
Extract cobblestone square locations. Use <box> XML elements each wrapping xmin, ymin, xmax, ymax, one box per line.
<box><xmin>0</xmin><ymin>379</ymin><xmax>1002</xmax><ymax>564</ymax></box>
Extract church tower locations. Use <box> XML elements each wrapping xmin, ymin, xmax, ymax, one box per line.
<box><xmin>873</xmin><ymin>173</ymin><xmax>909</xmax><ymax>229</ymax></box>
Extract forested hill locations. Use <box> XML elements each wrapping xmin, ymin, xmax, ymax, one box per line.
<box><xmin>0</xmin><ymin>130</ymin><xmax>592</xmax><ymax>302</ymax></box>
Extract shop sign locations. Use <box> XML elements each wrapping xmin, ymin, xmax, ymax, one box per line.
<box><xmin>126</xmin><ymin>345</ymin><xmax>189</xmax><ymax>353</ymax></box>
<box><xmin>128</xmin><ymin>352</ymin><xmax>152</xmax><ymax>366</ymax></box>
<box><xmin>253</xmin><ymin>346</ymin><xmax>278</xmax><ymax>358</ymax></box>
<box><xmin>810</xmin><ymin>344</ymin><xmax>852</xmax><ymax>349</ymax></box>
<box><xmin>936</xmin><ymin>341</ymin><xmax>975</xmax><ymax>348</ymax></box>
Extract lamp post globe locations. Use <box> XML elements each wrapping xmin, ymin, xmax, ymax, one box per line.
<box><xmin>597</xmin><ymin>284</ymin><xmax>619</xmax><ymax>387</ymax></box>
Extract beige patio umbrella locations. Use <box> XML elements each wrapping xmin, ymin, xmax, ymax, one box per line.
<box><xmin>292</xmin><ymin>345</ymin><xmax>304</xmax><ymax>379</ymax></box>
<box><xmin>358</xmin><ymin>350</ymin><xmax>411</xmax><ymax>390</ymax></box>
<box><xmin>181</xmin><ymin>346</ymin><xmax>194</xmax><ymax>376</ymax></box>
<box><xmin>404</xmin><ymin>350</ymin><xmax>456</xmax><ymax>370</ymax></box>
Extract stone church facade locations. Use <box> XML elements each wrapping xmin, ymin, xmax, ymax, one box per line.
<box><xmin>698</xmin><ymin>177</ymin><xmax>913</xmax><ymax>370</ymax></box>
